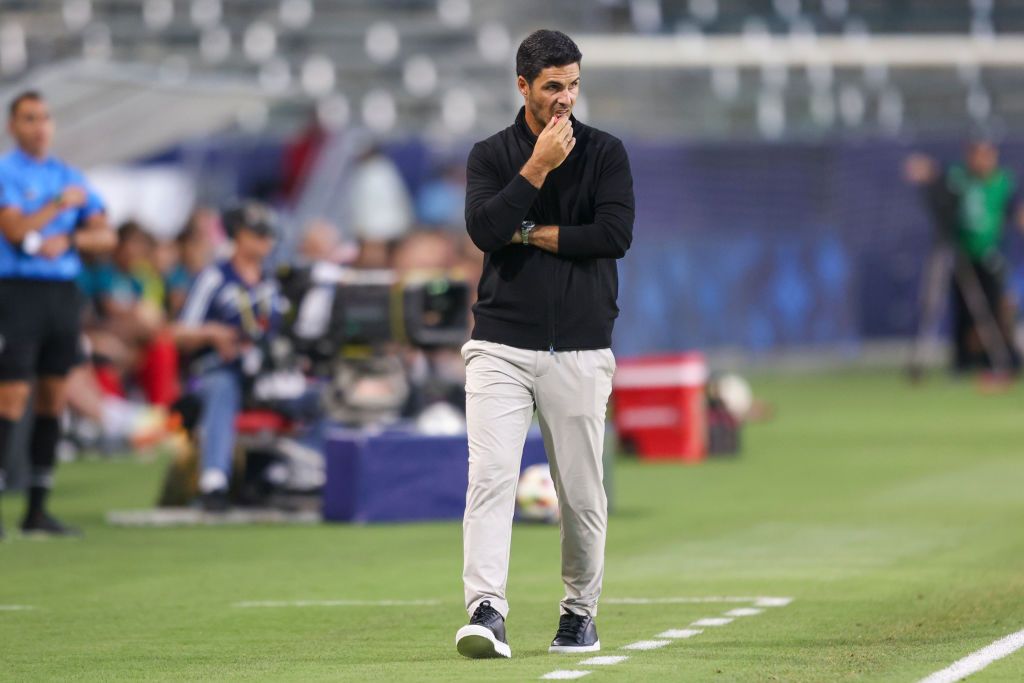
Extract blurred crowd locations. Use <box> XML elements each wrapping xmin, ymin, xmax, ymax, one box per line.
<box><xmin>62</xmin><ymin>144</ymin><xmax>482</xmax><ymax>468</ymax></box>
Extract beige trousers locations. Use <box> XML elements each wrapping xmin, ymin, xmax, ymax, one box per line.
<box><xmin>462</xmin><ymin>339</ymin><xmax>615</xmax><ymax>619</ymax></box>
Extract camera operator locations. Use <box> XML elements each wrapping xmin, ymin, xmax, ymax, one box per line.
<box><xmin>905</xmin><ymin>141</ymin><xmax>1023</xmax><ymax>375</ymax></box>
<box><xmin>171</xmin><ymin>202</ymin><xmax>285</xmax><ymax>511</ymax></box>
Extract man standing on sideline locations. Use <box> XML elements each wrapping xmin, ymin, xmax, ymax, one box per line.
<box><xmin>0</xmin><ymin>91</ymin><xmax>114</xmax><ymax>537</ymax></box>
<box><xmin>904</xmin><ymin>142</ymin><xmax>1023</xmax><ymax>376</ymax></box>
<box><xmin>455</xmin><ymin>30</ymin><xmax>634</xmax><ymax>659</ymax></box>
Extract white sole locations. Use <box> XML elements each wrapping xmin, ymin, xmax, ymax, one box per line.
<box><xmin>549</xmin><ymin>640</ymin><xmax>601</xmax><ymax>654</ymax></box>
<box><xmin>456</xmin><ymin>624</ymin><xmax>512</xmax><ymax>659</ymax></box>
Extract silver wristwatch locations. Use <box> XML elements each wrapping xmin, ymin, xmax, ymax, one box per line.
<box><xmin>520</xmin><ymin>220</ymin><xmax>536</xmax><ymax>246</ymax></box>
<box><xmin>21</xmin><ymin>231</ymin><xmax>43</xmax><ymax>255</ymax></box>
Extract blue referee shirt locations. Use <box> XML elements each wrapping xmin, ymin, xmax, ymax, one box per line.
<box><xmin>0</xmin><ymin>148</ymin><xmax>105</xmax><ymax>280</ymax></box>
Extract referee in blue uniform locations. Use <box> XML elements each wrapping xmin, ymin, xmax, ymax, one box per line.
<box><xmin>0</xmin><ymin>91</ymin><xmax>114</xmax><ymax>537</ymax></box>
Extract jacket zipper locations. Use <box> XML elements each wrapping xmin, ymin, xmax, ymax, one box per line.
<box><xmin>548</xmin><ymin>256</ymin><xmax>557</xmax><ymax>355</ymax></box>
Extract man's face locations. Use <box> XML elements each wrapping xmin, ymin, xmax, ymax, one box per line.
<box><xmin>8</xmin><ymin>98</ymin><xmax>54</xmax><ymax>157</ymax></box>
<box><xmin>967</xmin><ymin>142</ymin><xmax>998</xmax><ymax>177</ymax></box>
<box><xmin>518</xmin><ymin>63</ymin><xmax>580</xmax><ymax>128</ymax></box>
<box><xmin>236</xmin><ymin>229</ymin><xmax>275</xmax><ymax>261</ymax></box>
<box><xmin>115</xmin><ymin>234</ymin><xmax>150</xmax><ymax>270</ymax></box>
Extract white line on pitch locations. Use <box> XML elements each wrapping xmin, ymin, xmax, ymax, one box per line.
<box><xmin>622</xmin><ymin>640</ymin><xmax>672</xmax><ymax>651</ymax></box>
<box><xmin>725</xmin><ymin>607</ymin><xmax>764</xmax><ymax>617</ymax></box>
<box><xmin>918</xmin><ymin>628</ymin><xmax>1024</xmax><ymax>683</ymax></box>
<box><xmin>541</xmin><ymin>671</ymin><xmax>591</xmax><ymax>680</ymax></box>
<box><xmin>579</xmin><ymin>656</ymin><xmax>629</xmax><ymax>666</ymax></box>
<box><xmin>0</xmin><ymin>605</ymin><xmax>34</xmax><ymax>611</ymax></box>
<box><xmin>233</xmin><ymin>599</ymin><xmax>441</xmax><ymax>608</ymax></box>
<box><xmin>755</xmin><ymin>597</ymin><xmax>793</xmax><ymax>607</ymax></box>
<box><xmin>606</xmin><ymin>596</ymin><xmax>792</xmax><ymax>605</ymax></box>
<box><xmin>658</xmin><ymin>628</ymin><xmax>703</xmax><ymax>639</ymax></box>
<box><xmin>692</xmin><ymin>617</ymin><xmax>734</xmax><ymax>627</ymax></box>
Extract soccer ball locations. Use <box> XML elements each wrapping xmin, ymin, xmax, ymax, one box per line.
<box><xmin>716</xmin><ymin>373</ymin><xmax>753</xmax><ymax>421</ymax></box>
<box><xmin>516</xmin><ymin>464</ymin><xmax>559</xmax><ymax>523</ymax></box>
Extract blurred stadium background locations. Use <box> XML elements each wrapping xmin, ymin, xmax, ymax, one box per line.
<box><xmin>5</xmin><ymin>0</ymin><xmax>1024</xmax><ymax>356</ymax></box>
<box><xmin>3</xmin><ymin>1</ymin><xmax>1024</xmax><ymax>681</ymax></box>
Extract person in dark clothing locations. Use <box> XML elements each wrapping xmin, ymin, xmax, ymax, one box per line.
<box><xmin>455</xmin><ymin>29</ymin><xmax>634</xmax><ymax>660</ymax></box>
<box><xmin>905</xmin><ymin>142</ymin><xmax>1023</xmax><ymax>376</ymax></box>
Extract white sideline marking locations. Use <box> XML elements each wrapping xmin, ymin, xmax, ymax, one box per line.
<box><xmin>607</xmin><ymin>596</ymin><xmax>793</xmax><ymax>605</ymax></box>
<box><xmin>755</xmin><ymin>597</ymin><xmax>793</xmax><ymax>607</ymax></box>
<box><xmin>233</xmin><ymin>599</ymin><xmax>441</xmax><ymax>608</ymax></box>
<box><xmin>579</xmin><ymin>656</ymin><xmax>629</xmax><ymax>666</ymax></box>
<box><xmin>0</xmin><ymin>605</ymin><xmax>34</xmax><ymax>611</ymax></box>
<box><xmin>918</xmin><ymin>628</ymin><xmax>1024</xmax><ymax>683</ymax></box>
<box><xmin>622</xmin><ymin>640</ymin><xmax>672</xmax><ymax>651</ymax></box>
<box><xmin>540</xmin><ymin>595</ymin><xmax>793</xmax><ymax>682</ymax></box>
<box><xmin>541</xmin><ymin>671</ymin><xmax>591</xmax><ymax>680</ymax></box>
<box><xmin>658</xmin><ymin>629</ymin><xmax>703</xmax><ymax>639</ymax></box>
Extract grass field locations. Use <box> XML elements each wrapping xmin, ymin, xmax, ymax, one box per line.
<box><xmin>2</xmin><ymin>370</ymin><xmax>1024</xmax><ymax>681</ymax></box>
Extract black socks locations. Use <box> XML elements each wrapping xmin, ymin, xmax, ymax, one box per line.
<box><xmin>27</xmin><ymin>415</ymin><xmax>60</xmax><ymax>518</ymax></box>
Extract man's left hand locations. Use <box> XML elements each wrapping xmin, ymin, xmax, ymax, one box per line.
<box><xmin>39</xmin><ymin>234</ymin><xmax>71</xmax><ymax>259</ymax></box>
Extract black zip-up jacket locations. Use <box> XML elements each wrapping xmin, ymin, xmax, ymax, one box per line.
<box><xmin>465</xmin><ymin>107</ymin><xmax>635</xmax><ymax>351</ymax></box>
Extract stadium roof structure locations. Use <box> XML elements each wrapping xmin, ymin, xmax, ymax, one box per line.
<box><xmin>0</xmin><ymin>59</ymin><xmax>268</xmax><ymax>166</ymax></box>
<box><xmin>3</xmin><ymin>0</ymin><xmax>1024</xmax><ymax>150</ymax></box>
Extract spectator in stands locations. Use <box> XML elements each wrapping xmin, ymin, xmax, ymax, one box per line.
<box><xmin>172</xmin><ymin>201</ymin><xmax>285</xmax><ymax>511</ymax></box>
<box><xmin>95</xmin><ymin>221</ymin><xmax>179</xmax><ymax>406</ymax></box>
<box><xmin>298</xmin><ymin>219</ymin><xmax>355</xmax><ymax>266</ymax></box>
<box><xmin>416</xmin><ymin>160</ymin><xmax>467</xmax><ymax>233</ymax></box>
<box><xmin>64</xmin><ymin>354</ymin><xmax>172</xmax><ymax>453</ymax></box>
<box><xmin>348</xmin><ymin>145</ymin><xmax>413</xmax><ymax>268</ymax></box>
<box><xmin>283</xmin><ymin>110</ymin><xmax>327</xmax><ymax>203</ymax></box>
<box><xmin>165</xmin><ymin>212</ymin><xmax>216</xmax><ymax>318</ymax></box>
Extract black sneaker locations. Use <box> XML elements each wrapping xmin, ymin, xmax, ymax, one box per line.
<box><xmin>199</xmin><ymin>489</ymin><xmax>231</xmax><ymax>513</ymax></box>
<box><xmin>20</xmin><ymin>512</ymin><xmax>82</xmax><ymax>537</ymax></box>
<box><xmin>549</xmin><ymin>612</ymin><xmax>600</xmax><ymax>653</ymax></box>
<box><xmin>456</xmin><ymin>600</ymin><xmax>511</xmax><ymax>659</ymax></box>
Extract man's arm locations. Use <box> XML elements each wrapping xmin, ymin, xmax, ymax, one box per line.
<box><xmin>72</xmin><ymin>212</ymin><xmax>116</xmax><ymax>255</ymax></box>
<box><xmin>549</xmin><ymin>140</ymin><xmax>635</xmax><ymax>260</ymax></box>
<box><xmin>0</xmin><ymin>186</ymin><xmax>88</xmax><ymax>245</ymax></box>
<box><xmin>465</xmin><ymin>115</ymin><xmax>576</xmax><ymax>253</ymax></box>
<box><xmin>171</xmin><ymin>321</ymin><xmax>239</xmax><ymax>356</ymax></box>
<box><xmin>510</xmin><ymin>224</ymin><xmax>559</xmax><ymax>252</ymax></box>
<box><xmin>464</xmin><ymin>143</ymin><xmax>540</xmax><ymax>253</ymax></box>
<box><xmin>170</xmin><ymin>267</ymin><xmax>241</xmax><ymax>360</ymax></box>
<box><xmin>0</xmin><ymin>204</ymin><xmax>62</xmax><ymax>244</ymax></box>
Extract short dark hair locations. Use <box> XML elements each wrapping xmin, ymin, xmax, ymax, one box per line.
<box><xmin>9</xmin><ymin>90</ymin><xmax>43</xmax><ymax>119</ymax></box>
<box><xmin>117</xmin><ymin>220</ymin><xmax>151</xmax><ymax>247</ymax></box>
<box><xmin>516</xmin><ymin>30</ymin><xmax>582</xmax><ymax>85</ymax></box>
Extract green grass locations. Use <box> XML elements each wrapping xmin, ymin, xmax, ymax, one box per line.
<box><xmin>3</xmin><ymin>370</ymin><xmax>1024</xmax><ymax>681</ymax></box>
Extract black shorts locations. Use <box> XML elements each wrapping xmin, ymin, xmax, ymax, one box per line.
<box><xmin>0</xmin><ymin>278</ymin><xmax>83</xmax><ymax>382</ymax></box>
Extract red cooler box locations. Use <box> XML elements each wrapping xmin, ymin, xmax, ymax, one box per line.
<box><xmin>612</xmin><ymin>352</ymin><xmax>708</xmax><ymax>462</ymax></box>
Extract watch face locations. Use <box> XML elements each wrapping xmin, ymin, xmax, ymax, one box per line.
<box><xmin>23</xmin><ymin>232</ymin><xmax>43</xmax><ymax>254</ymax></box>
